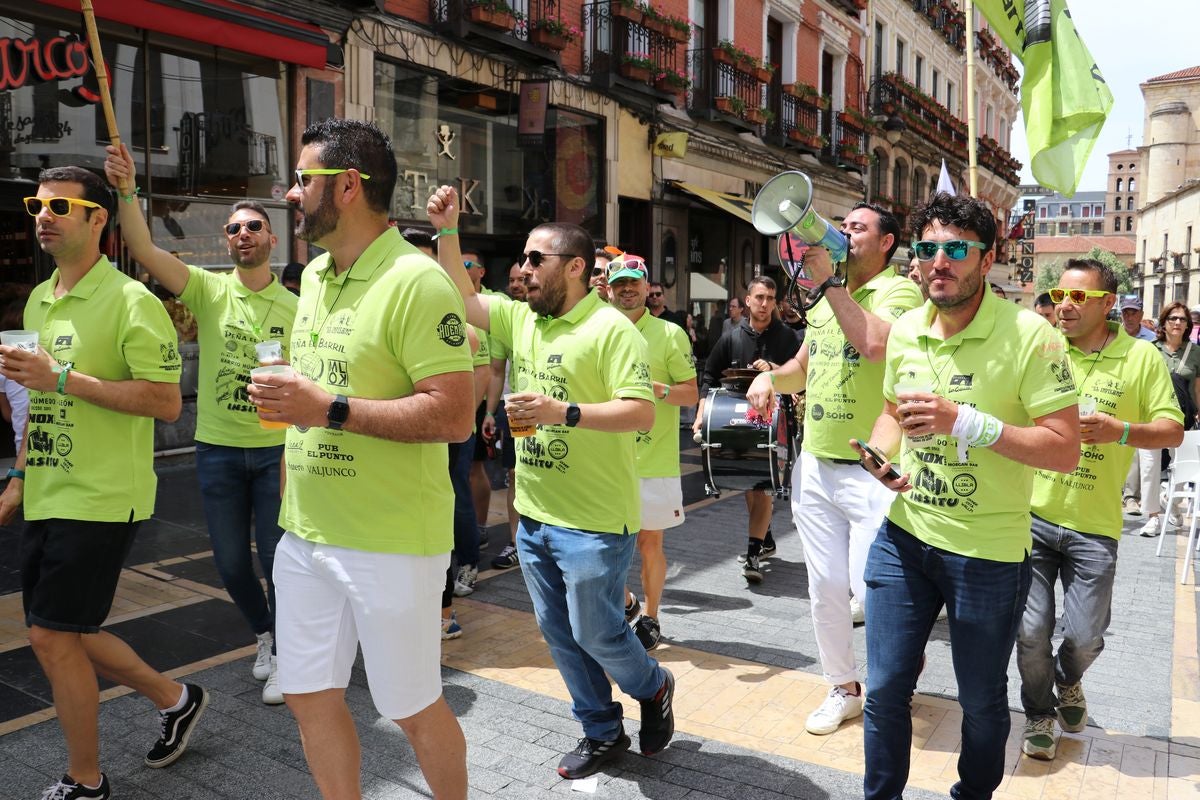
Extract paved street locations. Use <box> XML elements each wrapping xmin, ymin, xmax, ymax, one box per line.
<box><xmin>0</xmin><ymin>445</ymin><xmax>1197</xmax><ymax>799</ymax></box>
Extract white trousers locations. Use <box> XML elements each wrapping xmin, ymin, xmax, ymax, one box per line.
<box><xmin>1124</xmin><ymin>448</ymin><xmax>1163</xmax><ymax>515</ymax></box>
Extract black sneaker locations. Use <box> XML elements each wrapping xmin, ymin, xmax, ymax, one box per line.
<box><xmin>763</xmin><ymin>527</ymin><xmax>777</xmax><ymax>557</ymax></box>
<box><xmin>39</xmin><ymin>775</ymin><xmax>110</xmax><ymax>800</ymax></box>
<box><xmin>490</xmin><ymin>543</ymin><xmax>519</xmax><ymax>570</ymax></box>
<box><xmin>742</xmin><ymin>553</ymin><xmax>763</xmax><ymax>583</ymax></box>
<box><xmin>478</xmin><ymin>525</ymin><xmax>490</xmax><ymax>548</ymax></box>
<box><xmin>634</xmin><ymin>615</ymin><xmax>661</xmax><ymax>651</ymax></box>
<box><xmin>145</xmin><ymin>683</ymin><xmax>208</xmax><ymax>768</ymax></box>
<box><xmin>557</xmin><ymin>732</ymin><xmax>630</xmax><ymax>779</ymax></box>
<box><xmin>638</xmin><ymin>668</ymin><xmax>675</xmax><ymax>755</ymax></box>
<box><xmin>624</xmin><ymin>592</ymin><xmax>642</xmax><ymax>622</ymax></box>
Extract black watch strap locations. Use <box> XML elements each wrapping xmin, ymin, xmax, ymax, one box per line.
<box><xmin>327</xmin><ymin>394</ymin><xmax>350</xmax><ymax>430</ymax></box>
<box><xmin>817</xmin><ymin>275</ymin><xmax>844</xmax><ymax>292</ymax></box>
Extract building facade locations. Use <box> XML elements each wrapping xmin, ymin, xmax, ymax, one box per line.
<box><xmin>1104</xmin><ymin>149</ymin><xmax>1139</xmax><ymax>238</ymax></box>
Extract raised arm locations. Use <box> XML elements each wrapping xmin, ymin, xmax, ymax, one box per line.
<box><xmin>427</xmin><ymin>185</ymin><xmax>491</xmax><ymax>331</ymax></box>
<box><xmin>103</xmin><ymin>144</ymin><xmax>190</xmax><ymax>296</ymax></box>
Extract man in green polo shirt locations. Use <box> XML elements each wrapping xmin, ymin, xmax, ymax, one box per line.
<box><xmin>245</xmin><ymin>119</ymin><xmax>472</xmax><ymax>799</ymax></box>
<box><xmin>105</xmin><ymin>143</ymin><xmax>297</xmax><ymax>705</ymax></box>
<box><xmin>0</xmin><ymin>166</ymin><xmax>205</xmax><ymax>800</ymax></box>
<box><xmin>854</xmin><ymin>192</ymin><xmax>1081</xmax><ymax>800</ymax></box>
<box><xmin>608</xmin><ymin>253</ymin><xmax>698</xmax><ymax>651</ymax></box>
<box><xmin>1018</xmin><ymin>258</ymin><xmax>1182</xmax><ymax>760</ymax></box>
<box><xmin>427</xmin><ymin>185</ymin><xmax>677</xmax><ymax>781</ymax></box>
<box><xmin>747</xmin><ymin>202</ymin><xmax>922</xmax><ymax>736</ymax></box>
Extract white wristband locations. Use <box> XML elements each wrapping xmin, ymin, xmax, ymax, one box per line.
<box><xmin>950</xmin><ymin>403</ymin><xmax>1004</xmax><ymax>462</ymax></box>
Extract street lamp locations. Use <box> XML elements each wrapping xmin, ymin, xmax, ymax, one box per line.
<box><xmin>867</xmin><ymin>77</ymin><xmax>907</xmax><ymax>145</ymax></box>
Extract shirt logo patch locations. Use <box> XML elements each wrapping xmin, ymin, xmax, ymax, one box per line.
<box><xmin>270</xmin><ymin>326</ymin><xmax>285</xmax><ymax>336</ymax></box>
<box><xmin>327</xmin><ymin>359</ymin><xmax>349</xmax><ymax>387</ymax></box>
<box><xmin>54</xmin><ymin>335</ymin><xmax>72</xmax><ymax>348</ymax></box>
<box><xmin>436</xmin><ymin>313</ymin><xmax>466</xmax><ymax>347</ymax></box>
<box><xmin>547</xmin><ymin>354</ymin><xmax>563</xmax><ymax>366</ymax></box>
<box><xmin>160</xmin><ymin>342</ymin><xmax>177</xmax><ymax>362</ymax></box>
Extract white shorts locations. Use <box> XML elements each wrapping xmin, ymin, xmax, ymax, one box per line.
<box><xmin>273</xmin><ymin>532</ymin><xmax>449</xmax><ymax>720</ymax></box>
<box><xmin>640</xmin><ymin>476</ymin><xmax>685</xmax><ymax>530</ymax></box>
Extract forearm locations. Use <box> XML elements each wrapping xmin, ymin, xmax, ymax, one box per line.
<box><xmin>341</xmin><ymin>373</ymin><xmax>474</xmax><ymax>443</ymax></box>
<box><xmin>577</xmin><ymin>398</ymin><xmax>655</xmax><ymax>433</ymax></box>
<box><xmin>485</xmin><ymin>362</ymin><xmax>505</xmax><ymax>414</ymax></box>
<box><xmin>1123</xmin><ymin>418</ymin><xmax>1184</xmax><ymax>450</ymax></box>
<box><xmin>115</xmin><ymin>198</ymin><xmax>189</xmax><ymax>295</ymax></box>
<box><xmin>988</xmin><ymin>414</ymin><xmax>1079</xmax><ymax>473</ymax></box>
<box><xmin>472</xmin><ymin>364</ymin><xmax>490</xmax><ymax>407</ymax></box>
<box><xmin>435</xmin><ymin>233</ymin><xmax>491</xmax><ymax>330</ymax></box>
<box><xmin>767</xmin><ymin>352</ymin><xmax>808</xmax><ymax>394</ymax></box>
<box><xmin>868</xmin><ymin>405</ymin><xmax>903</xmax><ymax>460</ymax></box>
<box><xmin>62</xmin><ymin>373</ymin><xmax>181</xmax><ymax>422</ymax></box>
<box><xmin>824</xmin><ymin>288</ymin><xmax>893</xmax><ymax>361</ymax></box>
<box><xmin>662</xmin><ymin>378</ymin><xmax>698</xmax><ymax>407</ymax></box>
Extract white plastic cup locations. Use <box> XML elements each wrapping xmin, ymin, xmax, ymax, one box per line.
<box><xmin>255</xmin><ymin>340</ymin><xmax>282</xmax><ymax>364</ymax></box>
<box><xmin>1078</xmin><ymin>395</ymin><xmax>1097</xmax><ymax>417</ymax></box>
<box><xmin>503</xmin><ymin>393</ymin><xmax>536</xmax><ymax>438</ymax></box>
<box><xmin>895</xmin><ymin>381</ymin><xmax>936</xmax><ymax>444</ymax></box>
<box><xmin>0</xmin><ymin>330</ymin><xmax>39</xmax><ymax>353</ymax></box>
<box><xmin>250</xmin><ymin>365</ymin><xmax>294</xmax><ymax>430</ymax></box>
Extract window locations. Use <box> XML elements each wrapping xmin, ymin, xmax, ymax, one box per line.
<box><xmin>1116</xmin><ymin>178</ymin><xmax>1123</xmax><ymax>192</ymax></box>
<box><xmin>915</xmin><ymin>56</ymin><xmax>924</xmax><ymax>91</ymax></box>
<box><xmin>896</xmin><ymin>39</ymin><xmax>906</xmax><ymax>76</ymax></box>
<box><xmin>931</xmin><ymin>68</ymin><xmax>939</xmax><ymax>102</ymax></box>
<box><xmin>985</xmin><ymin>104</ymin><xmax>993</xmax><ymax>138</ymax></box>
<box><xmin>1093</xmin><ymin>222</ymin><xmax>1103</xmax><ymax>234</ymax></box>
<box><xmin>1058</xmin><ymin>222</ymin><xmax>1068</xmax><ymax>234</ymax></box>
<box><xmin>893</xmin><ymin>158</ymin><xmax>909</xmax><ymax>205</ymax></box>
<box><xmin>1113</xmin><ymin>219</ymin><xmax>1121</xmax><ymax>233</ymax></box>
<box><xmin>874</xmin><ymin>21</ymin><xmax>884</xmax><ymax>80</ymax></box>
<box><xmin>1039</xmin><ymin>206</ymin><xmax>1047</xmax><ymax>218</ymax></box>
<box><xmin>1129</xmin><ymin>178</ymin><xmax>1136</xmax><ymax>191</ymax></box>
<box><xmin>1039</xmin><ymin>223</ymin><xmax>1048</xmax><ymax>234</ymax></box>
<box><xmin>1095</xmin><ymin>205</ymin><xmax>1103</xmax><ymax>216</ymax></box>
<box><xmin>946</xmin><ymin>80</ymin><xmax>955</xmax><ymax>114</ymax></box>
<box><xmin>1127</xmin><ymin>196</ymin><xmax>1134</xmax><ymax>210</ymax></box>
<box><xmin>1126</xmin><ymin>217</ymin><xmax>1132</xmax><ymax>232</ymax></box>
<box><xmin>1114</xmin><ymin>197</ymin><xmax>1121</xmax><ymax>211</ymax></box>
<box><xmin>1084</xmin><ymin>205</ymin><xmax>1092</xmax><ymax>217</ymax></box>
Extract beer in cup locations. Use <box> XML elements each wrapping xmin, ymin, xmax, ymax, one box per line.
<box><xmin>250</xmin><ymin>364</ymin><xmax>293</xmax><ymax>430</ymax></box>
<box><xmin>895</xmin><ymin>380</ymin><xmax>935</xmax><ymax>445</ymax></box>
<box><xmin>504</xmin><ymin>393</ymin><xmax>536</xmax><ymax>437</ymax></box>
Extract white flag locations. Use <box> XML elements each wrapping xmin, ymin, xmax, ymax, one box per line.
<box><xmin>937</xmin><ymin>159</ymin><xmax>956</xmax><ymax>196</ymax></box>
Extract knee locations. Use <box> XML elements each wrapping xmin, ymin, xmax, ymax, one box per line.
<box><xmin>28</xmin><ymin>625</ymin><xmax>76</xmax><ymax>659</ymax></box>
<box><xmin>636</xmin><ymin>534</ymin><xmax>661</xmax><ymax>559</ymax></box>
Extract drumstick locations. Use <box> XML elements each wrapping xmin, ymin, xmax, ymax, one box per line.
<box><xmin>80</xmin><ymin>0</ymin><xmax>121</xmax><ymax>148</ymax></box>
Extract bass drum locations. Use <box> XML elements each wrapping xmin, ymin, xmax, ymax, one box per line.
<box><xmin>700</xmin><ymin>388</ymin><xmax>796</xmax><ymax>498</ymax></box>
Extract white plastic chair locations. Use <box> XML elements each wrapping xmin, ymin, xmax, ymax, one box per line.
<box><xmin>1157</xmin><ymin>429</ymin><xmax>1200</xmax><ymax>583</ymax></box>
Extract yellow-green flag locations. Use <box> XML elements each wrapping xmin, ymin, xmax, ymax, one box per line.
<box><xmin>977</xmin><ymin>0</ymin><xmax>1112</xmax><ymax>197</ymax></box>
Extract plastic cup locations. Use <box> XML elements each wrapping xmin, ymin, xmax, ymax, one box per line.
<box><xmin>895</xmin><ymin>381</ymin><xmax>935</xmax><ymax>444</ymax></box>
<box><xmin>1078</xmin><ymin>395</ymin><xmax>1097</xmax><ymax>417</ymax></box>
<box><xmin>255</xmin><ymin>340</ymin><xmax>282</xmax><ymax>364</ymax></box>
<box><xmin>0</xmin><ymin>330</ymin><xmax>39</xmax><ymax>353</ymax></box>
<box><xmin>504</xmin><ymin>393</ymin><xmax>536</xmax><ymax>438</ymax></box>
<box><xmin>250</xmin><ymin>364</ymin><xmax>293</xmax><ymax>430</ymax></box>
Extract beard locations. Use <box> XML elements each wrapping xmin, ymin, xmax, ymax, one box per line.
<box><xmin>294</xmin><ymin>181</ymin><xmax>338</xmax><ymax>243</ymax></box>
<box><xmin>230</xmin><ymin>237</ymin><xmax>271</xmax><ymax>269</ymax></box>
<box><xmin>527</xmin><ymin>268</ymin><xmax>569</xmax><ymax>317</ymax></box>
<box><xmin>928</xmin><ymin>266</ymin><xmax>984</xmax><ymax>311</ymax></box>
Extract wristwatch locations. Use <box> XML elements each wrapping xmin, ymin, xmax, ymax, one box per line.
<box><xmin>327</xmin><ymin>394</ymin><xmax>350</xmax><ymax>430</ymax></box>
<box><xmin>565</xmin><ymin>403</ymin><xmax>581</xmax><ymax>428</ymax></box>
<box><xmin>816</xmin><ymin>274</ymin><xmax>845</xmax><ymax>292</ymax></box>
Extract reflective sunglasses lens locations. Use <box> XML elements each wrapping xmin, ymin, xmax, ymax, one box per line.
<box><xmin>1068</xmin><ymin>290</ymin><xmax>1088</xmax><ymax>304</ymax></box>
<box><xmin>913</xmin><ymin>242</ymin><xmax>936</xmax><ymax>260</ymax></box>
<box><xmin>1049</xmin><ymin>289</ymin><xmax>1065</xmax><ymax>303</ymax></box>
<box><xmin>591</xmin><ymin>267</ymin><xmax>604</xmax><ymax>277</ymax></box>
<box><xmin>225</xmin><ymin>222</ymin><xmax>240</xmax><ymax>235</ymax></box>
<box><xmin>944</xmin><ymin>241</ymin><xmax>969</xmax><ymax>260</ymax></box>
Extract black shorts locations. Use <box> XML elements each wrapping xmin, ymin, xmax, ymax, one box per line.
<box><xmin>22</xmin><ymin>518</ymin><xmax>139</xmax><ymax>633</ymax></box>
<box><xmin>473</xmin><ymin>402</ymin><xmax>490</xmax><ymax>461</ymax></box>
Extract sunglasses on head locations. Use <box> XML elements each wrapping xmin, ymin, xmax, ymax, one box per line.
<box><xmin>523</xmin><ymin>251</ymin><xmax>576</xmax><ymax>268</ymax></box>
<box><xmin>606</xmin><ymin>256</ymin><xmax>647</xmax><ymax>278</ymax></box>
<box><xmin>225</xmin><ymin>219</ymin><xmax>267</xmax><ymax>236</ymax></box>
<box><xmin>911</xmin><ymin>239</ymin><xmax>988</xmax><ymax>261</ymax></box>
<box><xmin>1048</xmin><ymin>287</ymin><xmax>1112</xmax><ymax>305</ymax></box>
<box><xmin>23</xmin><ymin>196</ymin><xmax>101</xmax><ymax>218</ymax></box>
<box><xmin>293</xmin><ymin>168</ymin><xmax>372</xmax><ymax>189</ymax></box>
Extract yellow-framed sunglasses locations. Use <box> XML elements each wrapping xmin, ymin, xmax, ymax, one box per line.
<box><xmin>23</xmin><ymin>196</ymin><xmax>102</xmax><ymax>218</ymax></box>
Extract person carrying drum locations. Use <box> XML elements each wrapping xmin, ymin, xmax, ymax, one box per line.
<box><xmin>607</xmin><ymin>254</ymin><xmax>699</xmax><ymax>650</ymax></box>
<box><xmin>695</xmin><ymin>276</ymin><xmax>801</xmax><ymax>582</ymax></box>
<box><xmin>746</xmin><ymin>202</ymin><xmax>922</xmax><ymax>735</ymax></box>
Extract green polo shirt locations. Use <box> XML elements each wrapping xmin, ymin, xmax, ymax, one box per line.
<box><xmin>280</xmin><ymin>228</ymin><xmax>472</xmax><ymax>554</ymax></box>
<box><xmin>178</xmin><ymin>266</ymin><xmax>298</xmax><ymax>447</ymax></box>
<box><xmin>803</xmin><ymin>269</ymin><xmax>923</xmax><ymax>460</ymax></box>
<box><xmin>633</xmin><ymin>310</ymin><xmax>696</xmax><ymax>478</ymax></box>
<box><xmin>883</xmin><ymin>290</ymin><xmax>1078</xmax><ymax>562</ymax></box>
<box><xmin>23</xmin><ymin>258</ymin><xmax>181</xmax><ymax>522</ymax></box>
<box><xmin>489</xmin><ymin>290</ymin><xmax>654</xmax><ymax>534</ymax></box>
<box><xmin>1032</xmin><ymin>324</ymin><xmax>1182</xmax><ymax>539</ymax></box>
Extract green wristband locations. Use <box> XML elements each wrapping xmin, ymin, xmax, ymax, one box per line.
<box><xmin>56</xmin><ymin>366</ymin><xmax>70</xmax><ymax>395</ymax></box>
<box><xmin>6</xmin><ymin>467</ymin><xmax>24</xmax><ymax>480</ymax></box>
<box><xmin>119</xmin><ymin>186</ymin><xmax>140</xmax><ymax>203</ymax></box>
<box><xmin>1118</xmin><ymin>421</ymin><xmax>1131</xmax><ymax>446</ymax></box>
<box><xmin>661</xmin><ymin>385</ymin><xmax>671</xmax><ymax>400</ymax></box>
<box><xmin>434</xmin><ymin>227</ymin><xmax>458</xmax><ymax>239</ymax></box>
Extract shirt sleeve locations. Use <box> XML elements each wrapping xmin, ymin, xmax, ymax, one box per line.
<box><xmin>873</xmin><ymin>279</ymin><xmax>925</xmax><ymax>320</ymax></box>
<box><xmin>1019</xmin><ymin>322</ymin><xmax>1078</xmax><ymax>418</ymax></box>
<box><xmin>122</xmin><ymin>286</ymin><xmax>183</xmax><ymax>383</ymax></box>
<box><xmin>601</xmin><ymin>322</ymin><xmax>654</xmax><ymax>402</ymax></box>
<box><xmin>394</xmin><ymin>265</ymin><xmax>473</xmax><ymax>385</ymax></box>
<box><xmin>176</xmin><ymin>265</ymin><xmax>220</xmax><ymax>314</ymax></box>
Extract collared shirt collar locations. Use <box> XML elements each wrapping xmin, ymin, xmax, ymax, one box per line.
<box><xmin>1066</xmin><ymin>320</ymin><xmax>1133</xmax><ymax>359</ymax></box>
<box><xmin>536</xmin><ymin>286</ymin><xmax>602</xmax><ymax>328</ymax></box>
<box><xmin>43</xmin><ymin>256</ymin><xmax>113</xmax><ymax>303</ymax></box>
<box><xmin>229</xmin><ymin>270</ymin><xmax>285</xmax><ymax>299</ymax></box>
<box><xmin>917</xmin><ymin>285</ymin><xmax>999</xmax><ymax>345</ymax></box>
<box><xmin>315</xmin><ymin>227</ymin><xmax>408</xmax><ymax>286</ymax></box>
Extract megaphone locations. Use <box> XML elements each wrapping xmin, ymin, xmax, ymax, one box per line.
<box><xmin>751</xmin><ymin>171</ymin><xmax>848</xmax><ymax>263</ymax></box>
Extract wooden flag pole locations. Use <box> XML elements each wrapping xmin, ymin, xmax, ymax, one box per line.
<box><xmin>80</xmin><ymin>0</ymin><xmax>121</xmax><ymax>148</ymax></box>
<box><xmin>964</xmin><ymin>0</ymin><xmax>978</xmax><ymax>197</ymax></box>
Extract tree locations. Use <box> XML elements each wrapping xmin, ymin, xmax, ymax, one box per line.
<box><xmin>1034</xmin><ymin>248</ymin><xmax>1132</xmax><ymax>295</ymax></box>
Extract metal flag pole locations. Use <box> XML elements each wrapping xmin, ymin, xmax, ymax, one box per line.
<box><xmin>80</xmin><ymin>0</ymin><xmax>121</xmax><ymax>148</ymax></box>
<box><xmin>964</xmin><ymin>0</ymin><xmax>978</xmax><ymax>197</ymax></box>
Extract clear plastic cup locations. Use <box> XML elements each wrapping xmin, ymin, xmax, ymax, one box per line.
<box><xmin>254</xmin><ymin>340</ymin><xmax>282</xmax><ymax>364</ymax></box>
<box><xmin>1078</xmin><ymin>395</ymin><xmax>1097</xmax><ymax>417</ymax></box>
<box><xmin>503</xmin><ymin>393</ymin><xmax>536</xmax><ymax>438</ymax></box>
<box><xmin>250</xmin><ymin>364</ymin><xmax>293</xmax><ymax>430</ymax></box>
<box><xmin>895</xmin><ymin>381</ymin><xmax>935</xmax><ymax>444</ymax></box>
<box><xmin>0</xmin><ymin>330</ymin><xmax>39</xmax><ymax>352</ymax></box>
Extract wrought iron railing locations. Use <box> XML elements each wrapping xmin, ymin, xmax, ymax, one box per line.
<box><xmin>582</xmin><ymin>1</ymin><xmax>680</xmax><ymax>90</ymax></box>
<box><xmin>685</xmin><ymin>47</ymin><xmax>761</xmax><ymax>121</ymax></box>
<box><xmin>432</xmin><ymin>0</ymin><xmax>566</xmax><ymax>46</ymax></box>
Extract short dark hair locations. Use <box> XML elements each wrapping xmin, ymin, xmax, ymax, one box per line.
<box><xmin>850</xmin><ymin>201</ymin><xmax>902</xmax><ymax>261</ymax></box>
<box><xmin>594</xmin><ymin>247</ymin><xmax>611</xmax><ymax>259</ymax></box>
<box><xmin>282</xmin><ymin>262</ymin><xmax>305</xmax><ymax>282</ymax></box>
<box><xmin>747</xmin><ymin>276</ymin><xmax>777</xmax><ymax>295</ymax></box>
<box><xmin>38</xmin><ymin>166</ymin><xmax>113</xmax><ymax>221</ymax></box>
<box><xmin>230</xmin><ymin>199</ymin><xmax>271</xmax><ymax>227</ymax></box>
<box><xmin>910</xmin><ymin>192</ymin><xmax>997</xmax><ymax>251</ymax></box>
<box><xmin>300</xmin><ymin>119</ymin><xmax>397</xmax><ymax>214</ymax></box>
<box><xmin>400</xmin><ymin>227</ymin><xmax>435</xmax><ymax>250</ymax></box>
<box><xmin>649</xmin><ymin>281</ymin><xmax>665</xmax><ymax>291</ymax></box>
<box><xmin>531</xmin><ymin>223</ymin><xmax>595</xmax><ymax>285</ymax></box>
<box><xmin>1063</xmin><ymin>257</ymin><xmax>1118</xmax><ymax>295</ymax></box>
<box><xmin>1034</xmin><ymin>292</ymin><xmax>1055</xmax><ymax>308</ymax></box>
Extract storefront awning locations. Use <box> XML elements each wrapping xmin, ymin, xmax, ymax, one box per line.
<box><xmin>42</xmin><ymin>0</ymin><xmax>336</xmax><ymax>68</ymax></box>
<box><xmin>690</xmin><ymin>271</ymin><xmax>728</xmax><ymax>301</ymax></box>
<box><xmin>670</xmin><ymin>181</ymin><xmax>754</xmax><ymax>225</ymax></box>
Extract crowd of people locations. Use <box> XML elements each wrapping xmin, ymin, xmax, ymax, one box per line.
<box><xmin>6</xmin><ymin>117</ymin><xmax>1188</xmax><ymax>800</ymax></box>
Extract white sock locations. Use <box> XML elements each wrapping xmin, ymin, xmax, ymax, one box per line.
<box><xmin>160</xmin><ymin>684</ymin><xmax>188</xmax><ymax>714</ymax></box>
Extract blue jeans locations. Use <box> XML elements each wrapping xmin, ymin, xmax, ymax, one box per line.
<box><xmin>1017</xmin><ymin>514</ymin><xmax>1118</xmax><ymax>720</ymax></box>
<box><xmin>194</xmin><ymin>442</ymin><xmax>285</xmax><ymax>637</ymax></box>
<box><xmin>864</xmin><ymin>519</ymin><xmax>1032</xmax><ymax>800</ymax></box>
<box><xmin>516</xmin><ymin>516</ymin><xmax>665</xmax><ymax>741</ymax></box>
<box><xmin>448</xmin><ymin>437</ymin><xmax>480</xmax><ymax>568</ymax></box>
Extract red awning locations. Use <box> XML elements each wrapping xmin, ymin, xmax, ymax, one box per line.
<box><xmin>41</xmin><ymin>0</ymin><xmax>334</xmax><ymax>68</ymax></box>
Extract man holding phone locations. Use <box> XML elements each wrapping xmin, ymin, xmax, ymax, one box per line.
<box><xmin>746</xmin><ymin>202</ymin><xmax>921</xmax><ymax>735</ymax></box>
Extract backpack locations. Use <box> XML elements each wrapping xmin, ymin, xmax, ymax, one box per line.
<box><xmin>1169</xmin><ymin>372</ymin><xmax>1197</xmax><ymax>431</ymax></box>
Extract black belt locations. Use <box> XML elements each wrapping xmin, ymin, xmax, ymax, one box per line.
<box><xmin>827</xmin><ymin>458</ymin><xmax>860</xmax><ymax>465</ymax></box>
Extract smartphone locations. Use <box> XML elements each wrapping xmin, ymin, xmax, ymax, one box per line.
<box><xmin>855</xmin><ymin>439</ymin><xmax>901</xmax><ymax>481</ymax></box>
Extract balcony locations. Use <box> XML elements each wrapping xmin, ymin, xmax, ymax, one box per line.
<box><xmin>581</xmin><ymin>1</ymin><xmax>684</xmax><ymax>105</ymax></box>
<box><xmin>683</xmin><ymin>46</ymin><xmax>765</xmax><ymax>131</ymax></box>
<box><xmin>977</xmin><ymin>135</ymin><xmax>1022</xmax><ymax>185</ymax></box>
<box><xmin>871</xmin><ymin>72</ymin><xmax>968</xmax><ymax>160</ymax></box>
<box><xmin>975</xmin><ymin>29</ymin><xmax>1020</xmax><ymax>94</ymax></box>
<box><xmin>431</xmin><ymin>0</ymin><xmax>568</xmax><ymax>66</ymax></box>
<box><xmin>764</xmin><ymin>86</ymin><xmax>831</xmax><ymax>158</ymax></box>
<box><xmin>911</xmin><ymin>0</ymin><xmax>965</xmax><ymax>52</ymax></box>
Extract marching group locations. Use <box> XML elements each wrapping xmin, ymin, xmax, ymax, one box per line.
<box><xmin>7</xmin><ymin>117</ymin><xmax>1186</xmax><ymax>800</ymax></box>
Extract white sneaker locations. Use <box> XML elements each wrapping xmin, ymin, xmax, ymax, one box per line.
<box><xmin>1123</xmin><ymin>496</ymin><xmax>1142</xmax><ymax>516</ymax></box>
<box><xmin>252</xmin><ymin>632</ymin><xmax>272</xmax><ymax>680</ymax></box>
<box><xmin>453</xmin><ymin>564</ymin><xmax>478</xmax><ymax>597</ymax></box>
<box><xmin>849</xmin><ymin>595</ymin><xmax>865</xmax><ymax>625</ymax></box>
<box><xmin>1139</xmin><ymin>518</ymin><xmax>1163</xmax><ymax>538</ymax></box>
<box><xmin>261</xmin><ymin>657</ymin><xmax>284</xmax><ymax>705</ymax></box>
<box><xmin>805</xmin><ymin>684</ymin><xmax>864</xmax><ymax>735</ymax></box>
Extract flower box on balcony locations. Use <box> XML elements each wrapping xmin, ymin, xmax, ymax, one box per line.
<box><xmin>714</xmin><ymin>95</ymin><xmax>739</xmax><ymax>115</ymax></box>
<box><xmin>754</xmin><ymin>66</ymin><xmax>774</xmax><ymax>83</ymax></box>
<box><xmin>611</xmin><ymin>1</ymin><xmax>643</xmax><ymax>24</ymax></box>
<box><xmin>745</xmin><ymin>107</ymin><xmax>765</xmax><ymax>124</ymax></box>
<box><xmin>530</xmin><ymin>28</ymin><xmax>570</xmax><ymax>51</ymax></box>
<box><xmin>712</xmin><ymin>47</ymin><xmax>736</xmax><ymax>67</ymax></box>
<box><xmin>469</xmin><ymin>6</ymin><xmax>517</xmax><ymax>30</ymax></box>
<box><xmin>788</xmin><ymin>130</ymin><xmax>824</xmax><ymax>150</ymax></box>
<box><xmin>619</xmin><ymin>63</ymin><xmax>652</xmax><ymax>82</ymax></box>
<box><xmin>665</xmin><ymin>24</ymin><xmax>689</xmax><ymax>44</ymax></box>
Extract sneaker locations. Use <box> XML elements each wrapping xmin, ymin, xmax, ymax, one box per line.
<box><xmin>1170</xmin><ymin>510</ymin><xmax>1186</xmax><ymax>529</ymax></box>
<box><xmin>39</xmin><ymin>775</ymin><xmax>110</xmax><ymax>800</ymax></box>
<box><xmin>633</xmin><ymin>615</ymin><xmax>661</xmax><ymax>650</ymax></box>
<box><xmin>742</xmin><ymin>553</ymin><xmax>763</xmax><ymax>583</ymax></box>
<box><xmin>252</xmin><ymin>631</ymin><xmax>272</xmax><ymax>681</ymax></box>
<box><xmin>849</xmin><ymin>595</ymin><xmax>865</xmax><ymax>625</ymax></box>
<box><xmin>490</xmin><ymin>543</ymin><xmax>519</xmax><ymax>569</ymax></box>
<box><xmin>1021</xmin><ymin>716</ymin><xmax>1058</xmax><ymax>760</ymax></box>
<box><xmin>1056</xmin><ymin>682</ymin><xmax>1087</xmax><ymax>732</ymax></box>
<box><xmin>478</xmin><ymin>525</ymin><xmax>490</xmax><ymax>548</ymax></box>
<box><xmin>557</xmin><ymin>732</ymin><xmax>630</xmax><ymax>779</ymax></box>
<box><xmin>441</xmin><ymin>611</ymin><xmax>463</xmax><ymax>640</ymax></box>
<box><xmin>453</xmin><ymin>564</ymin><xmax>478</xmax><ymax>597</ymax></box>
<box><xmin>261</xmin><ymin>657</ymin><xmax>284</xmax><ymax>705</ymax></box>
<box><xmin>805</xmin><ymin>684</ymin><xmax>864</xmax><ymax>735</ymax></box>
<box><xmin>638</xmin><ymin>668</ymin><xmax>675</xmax><ymax>755</ymax></box>
<box><xmin>1123</xmin><ymin>497</ymin><xmax>1142</xmax><ymax>516</ymax></box>
<box><xmin>144</xmin><ymin>684</ymin><xmax>208</xmax><ymax>768</ymax></box>
<box><xmin>737</xmin><ymin>535</ymin><xmax>776</xmax><ymax>563</ymax></box>
<box><xmin>1139</xmin><ymin>518</ymin><xmax>1162</xmax><ymax>538</ymax></box>
<box><xmin>624</xmin><ymin>592</ymin><xmax>642</xmax><ymax>623</ymax></box>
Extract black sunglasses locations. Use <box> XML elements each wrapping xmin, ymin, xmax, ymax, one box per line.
<box><xmin>225</xmin><ymin>219</ymin><xmax>267</xmax><ymax>236</ymax></box>
<box><xmin>523</xmin><ymin>251</ymin><xmax>576</xmax><ymax>268</ymax></box>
